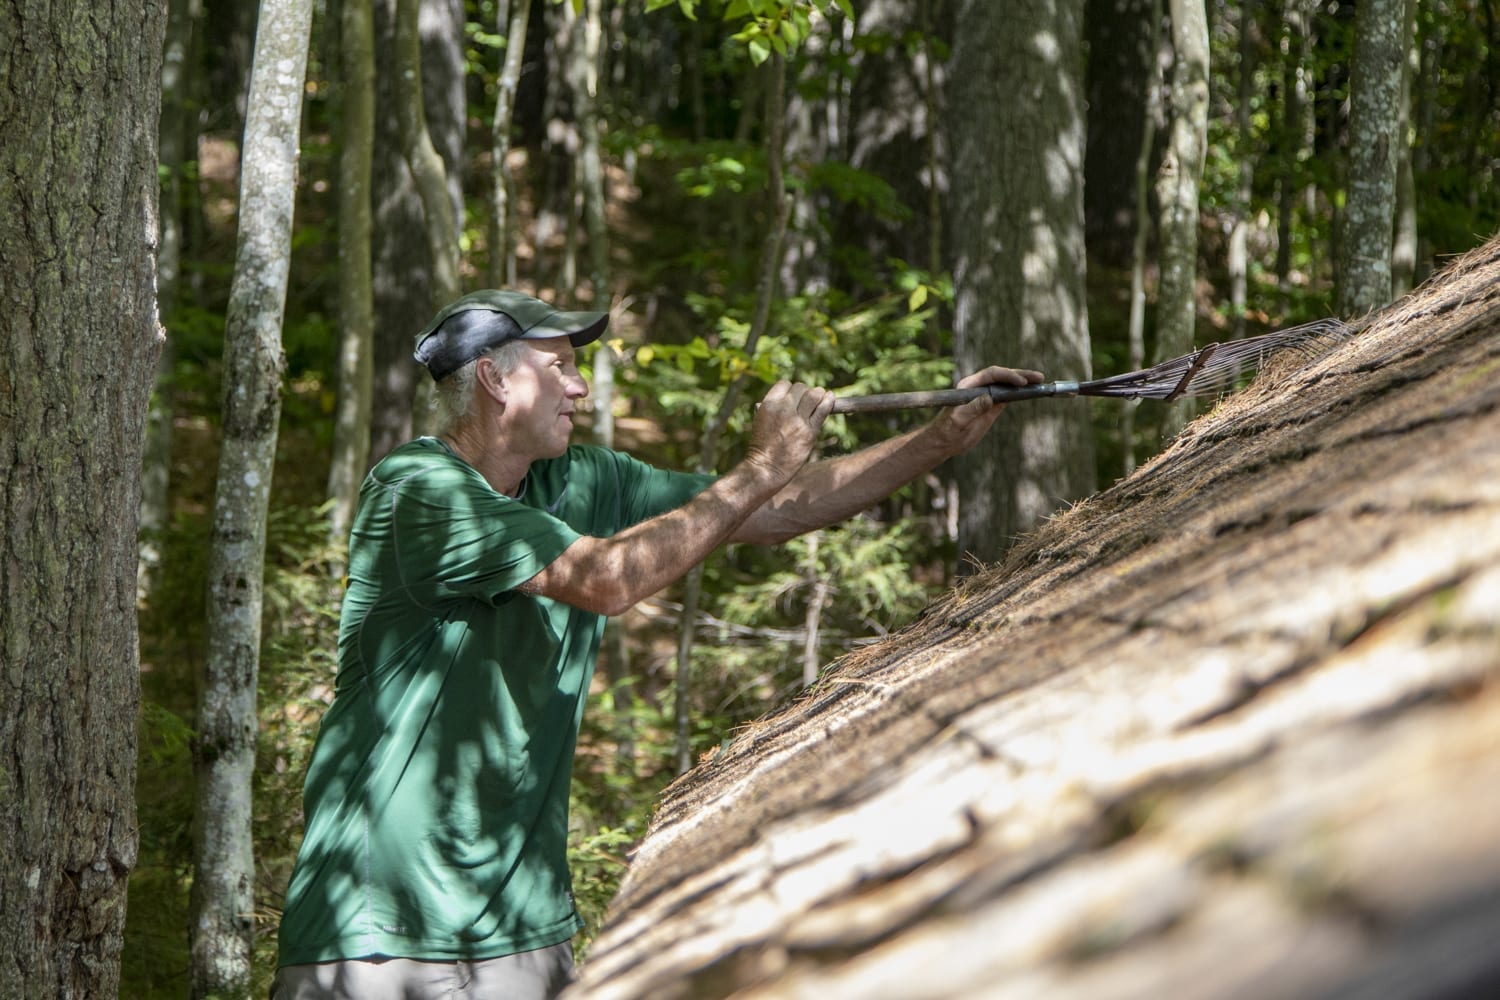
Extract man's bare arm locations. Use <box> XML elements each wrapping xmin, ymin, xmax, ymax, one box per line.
<box><xmin>730</xmin><ymin>365</ymin><xmax>1044</xmax><ymax>545</ymax></box>
<box><xmin>523</xmin><ymin>381</ymin><xmax>833</xmax><ymax>615</ymax></box>
<box><xmin>522</xmin><ymin>460</ymin><xmax>784</xmax><ymax>615</ymax></box>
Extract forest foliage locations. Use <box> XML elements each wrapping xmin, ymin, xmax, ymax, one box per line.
<box><xmin>126</xmin><ymin>0</ymin><xmax>1500</xmax><ymax>995</ymax></box>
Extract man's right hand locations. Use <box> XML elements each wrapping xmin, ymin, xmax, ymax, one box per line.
<box><xmin>520</xmin><ymin>380</ymin><xmax>833</xmax><ymax>616</ymax></box>
<box><xmin>744</xmin><ymin>381</ymin><xmax>835</xmax><ymax>486</ymax></box>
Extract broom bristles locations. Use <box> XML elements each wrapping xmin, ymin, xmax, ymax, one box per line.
<box><xmin>1082</xmin><ymin>318</ymin><xmax>1350</xmax><ymax>400</ymax></box>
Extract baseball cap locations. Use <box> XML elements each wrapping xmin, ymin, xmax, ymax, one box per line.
<box><xmin>413</xmin><ymin>289</ymin><xmax>610</xmax><ymax>380</ymax></box>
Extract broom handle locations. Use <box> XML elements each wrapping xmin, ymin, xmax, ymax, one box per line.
<box><xmin>831</xmin><ymin>380</ymin><xmax>1082</xmax><ymax>415</ymax></box>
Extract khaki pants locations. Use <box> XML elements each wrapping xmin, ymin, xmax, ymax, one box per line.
<box><xmin>271</xmin><ymin>942</ymin><xmax>576</xmax><ymax>1000</ymax></box>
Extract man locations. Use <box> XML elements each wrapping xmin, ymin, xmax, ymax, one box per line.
<box><xmin>273</xmin><ymin>290</ymin><xmax>1042</xmax><ymax>998</ymax></box>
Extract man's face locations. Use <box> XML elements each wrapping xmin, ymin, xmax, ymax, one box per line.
<box><xmin>497</xmin><ymin>338</ymin><xmax>590</xmax><ymax>459</ymax></box>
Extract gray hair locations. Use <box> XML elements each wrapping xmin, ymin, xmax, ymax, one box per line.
<box><xmin>431</xmin><ymin>339</ymin><xmax>529</xmax><ymax>434</ymax></box>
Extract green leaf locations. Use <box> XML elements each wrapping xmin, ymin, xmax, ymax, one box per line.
<box><xmin>748</xmin><ymin>36</ymin><xmax>771</xmax><ymax>64</ymax></box>
<box><xmin>467</xmin><ymin>28</ymin><xmax>506</xmax><ymax>51</ymax></box>
<box><xmin>908</xmin><ymin>284</ymin><xmax>928</xmax><ymax>311</ymax></box>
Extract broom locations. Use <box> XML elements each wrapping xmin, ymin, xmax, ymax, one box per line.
<box><xmin>830</xmin><ymin>317</ymin><xmax>1351</xmax><ymax>415</ymax></box>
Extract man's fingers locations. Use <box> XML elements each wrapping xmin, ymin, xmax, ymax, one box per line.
<box><xmin>811</xmin><ymin>387</ymin><xmax>835</xmax><ymax>420</ymax></box>
<box><xmin>761</xmin><ymin>382</ymin><xmax>833</xmax><ymax>421</ymax></box>
<box><xmin>950</xmin><ymin>393</ymin><xmax>996</xmax><ymax>425</ymax></box>
<box><xmin>747</xmin><ymin>382</ymin><xmax>835</xmax><ymax>483</ymax></box>
<box><xmin>796</xmin><ymin>385</ymin><xmax>833</xmax><ymax>420</ymax></box>
<box><xmin>955</xmin><ymin>366</ymin><xmax>1046</xmax><ymax>390</ymax></box>
<box><xmin>761</xmin><ymin>380</ymin><xmax>793</xmax><ymax>406</ymax></box>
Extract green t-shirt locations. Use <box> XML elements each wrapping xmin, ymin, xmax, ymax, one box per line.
<box><xmin>277</xmin><ymin>439</ymin><xmax>712</xmax><ymax>966</ymax></box>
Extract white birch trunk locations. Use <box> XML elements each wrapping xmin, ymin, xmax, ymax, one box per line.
<box><xmin>190</xmin><ymin>0</ymin><xmax>312</xmax><ymax>994</ymax></box>
<box><xmin>1153</xmin><ymin>0</ymin><xmax>1209</xmax><ymax>441</ymax></box>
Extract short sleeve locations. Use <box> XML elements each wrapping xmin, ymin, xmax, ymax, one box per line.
<box><xmin>606</xmin><ymin>450</ymin><xmax>717</xmax><ymax>528</ymax></box>
<box><xmin>384</xmin><ymin>461</ymin><xmax>581</xmax><ymax>605</ymax></box>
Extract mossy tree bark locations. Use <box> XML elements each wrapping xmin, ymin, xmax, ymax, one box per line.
<box><xmin>0</xmin><ymin>0</ymin><xmax>166</xmax><ymax>995</ymax></box>
<box><xmin>1339</xmin><ymin>0</ymin><xmax>1407</xmax><ymax>316</ymax></box>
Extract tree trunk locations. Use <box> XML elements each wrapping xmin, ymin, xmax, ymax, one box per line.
<box><xmin>395</xmin><ymin>0</ymin><xmax>461</xmax><ymax>439</ymax></box>
<box><xmin>1410</xmin><ymin>8</ymin><xmax>1441</xmax><ymax>287</ymax></box>
<box><xmin>327</xmin><ymin>0</ymin><xmax>377</xmax><ymax>560</ymax></box>
<box><xmin>141</xmin><ymin>0</ymin><xmax>198</xmax><ymax>597</ymax></box>
<box><xmin>1228</xmin><ymin>1</ymin><xmax>1256</xmax><ymax>340</ymax></box>
<box><xmin>568</xmin><ymin>0</ymin><xmax>636</xmax><ymax>758</ymax></box>
<box><xmin>538</xmin><ymin>0</ymin><xmax>579</xmax><ymax>290</ymax></box>
<box><xmin>676</xmin><ymin>51</ymin><xmax>793</xmax><ymax>775</ymax></box>
<box><xmin>1319</xmin><ymin>3</ymin><xmax>1354</xmax><ymax>294</ymax></box>
<box><xmin>202</xmin><ymin>0</ymin><xmax>257</xmax><ymax>141</ymax></box>
<box><xmin>1276</xmin><ymin>0</ymin><xmax>1311</xmax><ymax>307</ymax></box>
<box><xmin>1084</xmin><ymin>0</ymin><xmax>1159</xmax><ymax>268</ymax></box>
<box><xmin>918</xmin><ymin>0</ymin><xmax>941</xmax><ymax>310</ymax></box>
<box><xmin>838</xmin><ymin>0</ymin><xmax>948</xmax><ymax>300</ymax></box>
<box><xmin>0</xmin><ymin>3</ymin><xmax>164</xmax><ymax>996</ymax></box>
<box><xmin>1391</xmin><ymin>0</ymin><xmax>1418</xmax><ymax>299</ymax></box>
<box><xmin>571</xmin><ymin>0</ymin><xmax>614</xmax><ymax>476</ymax></box>
<box><xmin>368</xmin><ymin>0</ymin><xmax>465</xmax><ymax>465</ymax></box>
<box><xmin>779</xmin><ymin>24</ymin><xmax>844</xmax><ymax>295</ymax></box>
<box><xmin>369</xmin><ymin>0</ymin><xmax>427</xmax><ymax>463</ymax></box>
<box><xmin>801</xmin><ymin>531</ymin><xmax>830</xmax><ymax>689</ymax></box>
<box><xmin>190</xmin><ymin>1</ymin><xmax>313</xmax><ymax>995</ymax></box>
<box><xmin>1153</xmin><ymin>0</ymin><xmax>1209</xmax><ymax>441</ymax></box>
<box><xmin>488</xmin><ymin>0</ymin><xmax>533</xmax><ymax>289</ymax></box>
<box><xmin>947</xmin><ymin>0</ymin><xmax>1096</xmax><ymax>566</ymax></box>
<box><xmin>1126</xmin><ymin>0</ymin><xmax>1165</xmax><ymax>477</ymax></box>
<box><xmin>1339</xmin><ymin>0</ymin><xmax>1405</xmax><ymax>316</ymax></box>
